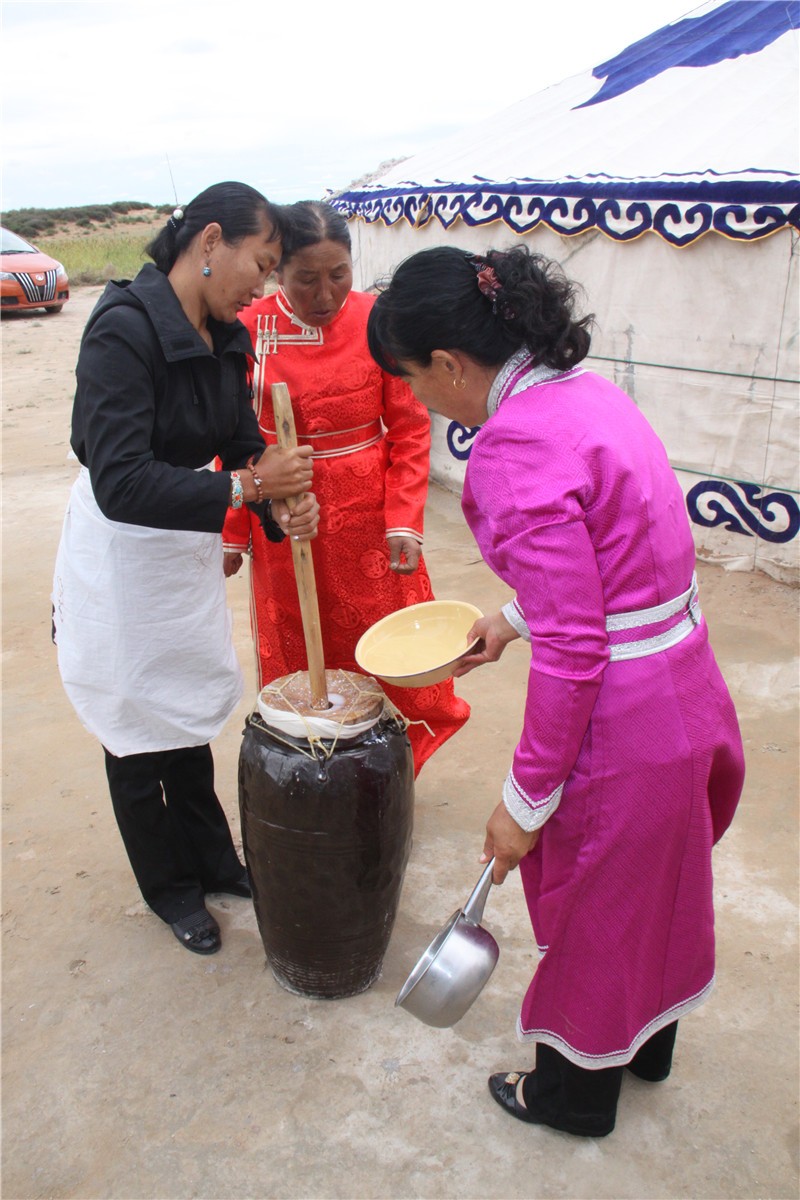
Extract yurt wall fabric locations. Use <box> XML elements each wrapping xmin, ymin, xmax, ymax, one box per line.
<box><xmin>334</xmin><ymin>0</ymin><xmax>800</xmax><ymax>582</ymax></box>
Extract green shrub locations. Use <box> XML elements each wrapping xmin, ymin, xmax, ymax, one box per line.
<box><xmin>2</xmin><ymin>202</ymin><xmax>167</xmax><ymax>243</ymax></box>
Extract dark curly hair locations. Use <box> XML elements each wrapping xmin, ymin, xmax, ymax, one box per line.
<box><xmin>146</xmin><ymin>181</ymin><xmax>284</xmax><ymax>273</ymax></box>
<box><xmin>367</xmin><ymin>245</ymin><xmax>593</xmax><ymax>374</ymax></box>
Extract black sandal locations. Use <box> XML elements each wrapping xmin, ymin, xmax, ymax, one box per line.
<box><xmin>171</xmin><ymin>908</ymin><xmax>221</xmax><ymax>955</ymax></box>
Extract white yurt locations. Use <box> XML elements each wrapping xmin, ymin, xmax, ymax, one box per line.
<box><xmin>331</xmin><ymin>0</ymin><xmax>800</xmax><ymax>583</ymax></box>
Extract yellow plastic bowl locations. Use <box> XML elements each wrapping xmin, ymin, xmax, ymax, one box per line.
<box><xmin>355</xmin><ymin>600</ymin><xmax>483</xmax><ymax>688</ymax></box>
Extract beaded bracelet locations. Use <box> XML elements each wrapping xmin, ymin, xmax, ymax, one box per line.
<box><xmin>230</xmin><ymin>471</ymin><xmax>244</xmax><ymax>509</ymax></box>
<box><xmin>247</xmin><ymin>464</ymin><xmax>265</xmax><ymax>504</ymax></box>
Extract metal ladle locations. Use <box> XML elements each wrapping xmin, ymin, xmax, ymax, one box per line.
<box><xmin>394</xmin><ymin>859</ymin><xmax>499</xmax><ymax>1028</ymax></box>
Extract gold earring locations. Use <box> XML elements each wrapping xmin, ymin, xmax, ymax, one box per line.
<box><xmin>453</xmin><ymin>377</ymin><xmax>466</xmax><ymax>391</ymax></box>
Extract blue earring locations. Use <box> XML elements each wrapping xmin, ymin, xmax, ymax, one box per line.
<box><xmin>202</xmin><ymin>265</ymin><xmax>211</xmax><ymax>277</ymax></box>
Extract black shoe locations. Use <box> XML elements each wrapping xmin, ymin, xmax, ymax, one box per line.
<box><xmin>171</xmin><ymin>908</ymin><xmax>221</xmax><ymax>954</ymax></box>
<box><xmin>207</xmin><ymin>868</ymin><xmax>252</xmax><ymax>899</ymax></box>
<box><xmin>489</xmin><ymin>1072</ymin><xmax>541</xmax><ymax>1124</ymax></box>
<box><xmin>488</xmin><ymin>1071</ymin><xmax>615</xmax><ymax>1138</ymax></box>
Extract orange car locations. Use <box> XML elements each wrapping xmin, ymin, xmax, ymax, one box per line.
<box><xmin>1</xmin><ymin>226</ymin><xmax>69</xmax><ymax>314</ymax></box>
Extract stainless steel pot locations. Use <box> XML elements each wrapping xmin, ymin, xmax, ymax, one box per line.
<box><xmin>394</xmin><ymin>859</ymin><xmax>498</xmax><ymax>1027</ymax></box>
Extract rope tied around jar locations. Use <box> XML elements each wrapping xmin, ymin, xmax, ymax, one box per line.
<box><xmin>254</xmin><ymin>668</ymin><xmax>419</xmax><ymax>761</ymax></box>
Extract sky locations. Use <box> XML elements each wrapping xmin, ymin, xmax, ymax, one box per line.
<box><xmin>1</xmin><ymin>0</ymin><xmax>699</xmax><ymax>212</ymax></box>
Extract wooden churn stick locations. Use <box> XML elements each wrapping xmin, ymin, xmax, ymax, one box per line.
<box><xmin>270</xmin><ymin>381</ymin><xmax>329</xmax><ymax>709</ymax></box>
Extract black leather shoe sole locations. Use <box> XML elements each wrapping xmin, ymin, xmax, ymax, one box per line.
<box><xmin>171</xmin><ymin>909</ymin><xmax>221</xmax><ymax>954</ymax></box>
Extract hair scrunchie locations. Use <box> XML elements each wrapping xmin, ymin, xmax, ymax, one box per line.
<box><xmin>467</xmin><ymin>253</ymin><xmax>514</xmax><ymax>319</ymax></box>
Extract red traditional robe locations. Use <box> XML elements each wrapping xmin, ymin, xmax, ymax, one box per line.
<box><xmin>223</xmin><ymin>289</ymin><xmax>470</xmax><ymax>774</ymax></box>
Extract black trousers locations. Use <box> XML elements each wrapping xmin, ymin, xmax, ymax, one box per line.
<box><xmin>522</xmin><ymin>1022</ymin><xmax>679</xmax><ymax>1137</ymax></box>
<box><xmin>103</xmin><ymin>743</ymin><xmax>244</xmax><ymax>924</ymax></box>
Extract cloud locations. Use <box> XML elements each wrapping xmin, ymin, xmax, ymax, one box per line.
<box><xmin>1</xmin><ymin>0</ymin><xmax>695</xmax><ymax>208</ymax></box>
<box><xmin>164</xmin><ymin>38</ymin><xmax>217</xmax><ymax>54</ymax></box>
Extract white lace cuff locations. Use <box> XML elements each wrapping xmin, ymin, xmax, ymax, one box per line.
<box><xmin>501</xmin><ymin>598</ymin><xmax>530</xmax><ymax>642</ymax></box>
<box><xmin>502</xmin><ymin>770</ymin><xmax>564</xmax><ymax>832</ymax></box>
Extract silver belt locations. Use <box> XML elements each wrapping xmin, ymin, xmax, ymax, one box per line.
<box><xmin>606</xmin><ymin>574</ymin><xmax>701</xmax><ymax>661</ymax></box>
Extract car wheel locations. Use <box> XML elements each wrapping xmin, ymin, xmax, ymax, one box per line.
<box><xmin>43</xmin><ymin>305</ymin><xmax>64</xmax><ymax>315</ymax></box>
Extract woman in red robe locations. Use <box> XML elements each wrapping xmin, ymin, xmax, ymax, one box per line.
<box><xmin>223</xmin><ymin>201</ymin><xmax>469</xmax><ymax>773</ymax></box>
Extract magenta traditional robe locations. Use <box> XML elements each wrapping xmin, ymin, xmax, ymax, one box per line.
<box><xmin>462</xmin><ymin>352</ymin><xmax>745</xmax><ymax>1069</ymax></box>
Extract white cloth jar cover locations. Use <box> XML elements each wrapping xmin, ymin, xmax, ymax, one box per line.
<box><xmin>256</xmin><ymin>668</ymin><xmax>387</xmax><ymax>743</ymax></box>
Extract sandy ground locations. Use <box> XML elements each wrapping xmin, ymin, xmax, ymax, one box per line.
<box><xmin>2</xmin><ymin>287</ymin><xmax>798</xmax><ymax>1200</ymax></box>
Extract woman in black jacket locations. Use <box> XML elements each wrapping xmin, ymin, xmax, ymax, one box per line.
<box><xmin>53</xmin><ymin>182</ymin><xmax>319</xmax><ymax>955</ymax></box>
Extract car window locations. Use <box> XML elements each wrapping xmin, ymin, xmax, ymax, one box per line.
<box><xmin>1</xmin><ymin>227</ymin><xmax>37</xmax><ymax>254</ymax></box>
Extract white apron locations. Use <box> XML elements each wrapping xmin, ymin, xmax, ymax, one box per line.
<box><xmin>52</xmin><ymin>468</ymin><xmax>243</xmax><ymax>757</ymax></box>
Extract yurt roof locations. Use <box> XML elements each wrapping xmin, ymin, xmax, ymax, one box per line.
<box><xmin>331</xmin><ymin>0</ymin><xmax>800</xmax><ymax>245</ymax></box>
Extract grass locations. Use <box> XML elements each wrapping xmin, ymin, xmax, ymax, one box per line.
<box><xmin>36</xmin><ymin>230</ymin><xmax>157</xmax><ymax>285</ymax></box>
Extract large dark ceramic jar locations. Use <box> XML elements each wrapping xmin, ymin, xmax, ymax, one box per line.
<box><xmin>239</xmin><ymin>712</ymin><xmax>414</xmax><ymax>998</ymax></box>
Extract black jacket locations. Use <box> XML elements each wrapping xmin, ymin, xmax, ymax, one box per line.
<box><xmin>71</xmin><ymin>263</ymin><xmax>265</xmax><ymax>532</ymax></box>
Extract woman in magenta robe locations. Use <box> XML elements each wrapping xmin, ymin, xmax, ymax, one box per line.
<box><xmin>367</xmin><ymin>245</ymin><xmax>744</xmax><ymax>1137</ymax></box>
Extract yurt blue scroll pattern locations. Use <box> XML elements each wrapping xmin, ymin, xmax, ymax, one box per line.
<box><xmin>446</xmin><ymin>425</ymin><xmax>799</xmax><ymax>546</ymax></box>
